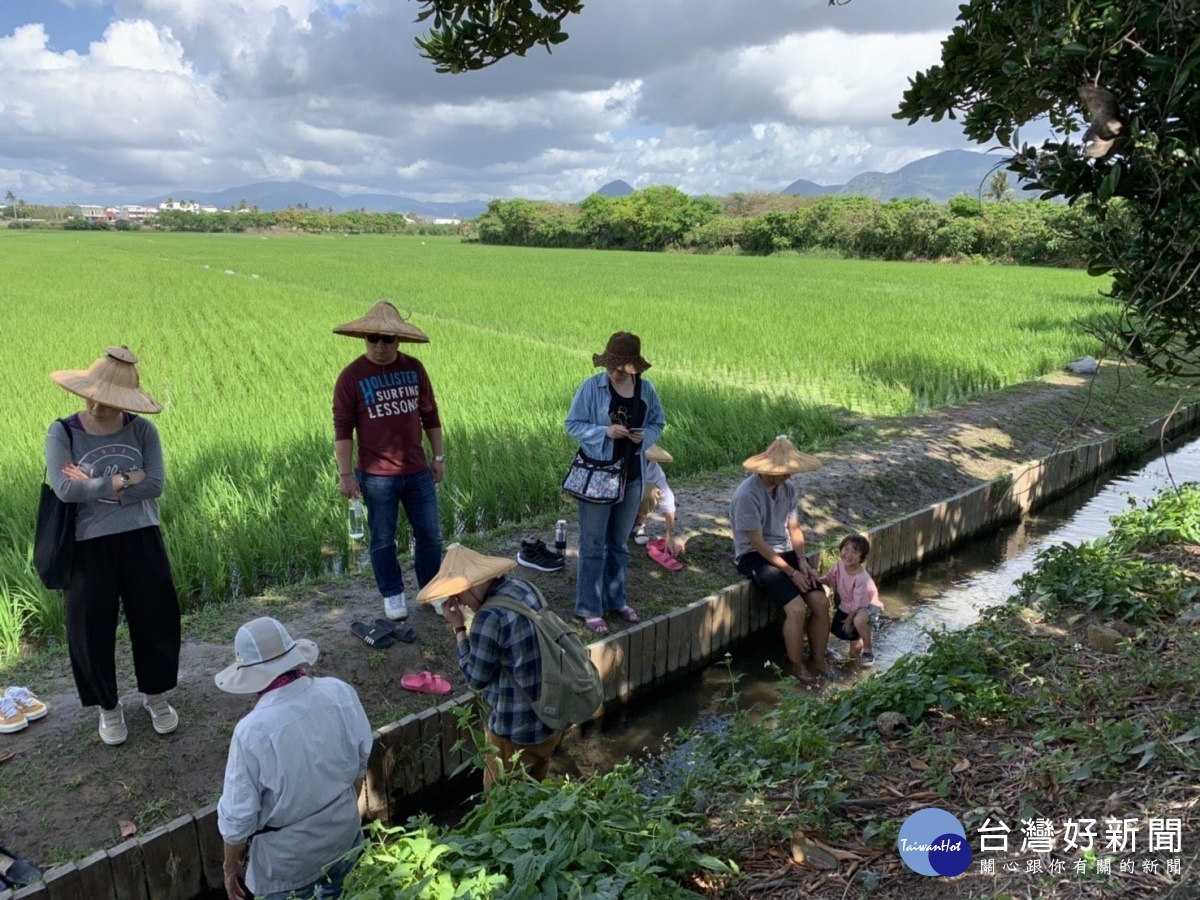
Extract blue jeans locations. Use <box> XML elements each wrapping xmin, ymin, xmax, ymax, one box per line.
<box><xmin>258</xmin><ymin>836</ymin><xmax>363</xmax><ymax>900</ymax></box>
<box><xmin>575</xmin><ymin>475</ymin><xmax>642</xmax><ymax>618</ymax></box>
<box><xmin>358</xmin><ymin>468</ymin><xmax>443</xmax><ymax>595</ymax></box>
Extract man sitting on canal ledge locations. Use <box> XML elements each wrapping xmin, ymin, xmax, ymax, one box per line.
<box><xmin>215</xmin><ymin>617</ymin><xmax>373</xmax><ymax>900</ymax></box>
<box><xmin>730</xmin><ymin>435</ymin><xmax>829</xmax><ymax>680</ymax></box>
<box><xmin>418</xmin><ymin>544</ymin><xmax>565</xmax><ymax>790</ymax></box>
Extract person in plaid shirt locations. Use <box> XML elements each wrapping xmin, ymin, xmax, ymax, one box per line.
<box><xmin>417</xmin><ymin>544</ymin><xmax>560</xmax><ymax>789</ymax></box>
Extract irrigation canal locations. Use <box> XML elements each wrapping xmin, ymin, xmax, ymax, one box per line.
<box><xmin>552</xmin><ymin>432</ymin><xmax>1200</xmax><ymax>783</ymax></box>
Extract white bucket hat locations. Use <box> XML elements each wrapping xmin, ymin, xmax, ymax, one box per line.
<box><xmin>215</xmin><ymin>617</ymin><xmax>319</xmax><ymax>694</ymax></box>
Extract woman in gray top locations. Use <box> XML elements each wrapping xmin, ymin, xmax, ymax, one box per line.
<box><xmin>45</xmin><ymin>347</ymin><xmax>181</xmax><ymax>747</ymax></box>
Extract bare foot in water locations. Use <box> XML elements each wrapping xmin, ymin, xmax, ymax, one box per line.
<box><xmin>792</xmin><ymin>664</ymin><xmax>823</xmax><ymax>684</ymax></box>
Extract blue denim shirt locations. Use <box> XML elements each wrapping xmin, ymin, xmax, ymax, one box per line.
<box><xmin>565</xmin><ymin>373</ymin><xmax>665</xmax><ymax>486</ymax></box>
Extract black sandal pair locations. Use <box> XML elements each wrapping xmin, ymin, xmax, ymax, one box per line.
<box><xmin>351</xmin><ymin>618</ymin><xmax>417</xmax><ymax>649</ymax></box>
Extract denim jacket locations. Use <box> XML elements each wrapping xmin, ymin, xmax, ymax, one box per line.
<box><xmin>565</xmin><ymin>372</ymin><xmax>665</xmax><ymax>486</ymax></box>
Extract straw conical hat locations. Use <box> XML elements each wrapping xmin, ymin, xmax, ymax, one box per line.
<box><xmin>416</xmin><ymin>543</ymin><xmax>516</xmax><ymax>603</ymax></box>
<box><xmin>645</xmin><ymin>444</ymin><xmax>673</xmax><ymax>464</ymax></box>
<box><xmin>332</xmin><ymin>300</ymin><xmax>429</xmax><ymax>342</ymax></box>
<box><xmin>49</xmin><ymin>346</ymin><xmax>162</xmax><ymax>414</ymax></box>
<box><xmin>742</xmin><ymin>435</ymin><xmax>822</xmax><ymax>475</ymax></box>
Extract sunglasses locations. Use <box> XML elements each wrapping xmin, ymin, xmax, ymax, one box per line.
<box><xmin>365</xmin><ymin>334</ymin><xmax>398</xmax><ymax>345</ymax></box>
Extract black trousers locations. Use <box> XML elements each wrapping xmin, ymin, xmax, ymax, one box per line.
<box><xmin>65</xmin><ymin>527</ymin><xmax>181</xmax><ymax>709</ymax></box>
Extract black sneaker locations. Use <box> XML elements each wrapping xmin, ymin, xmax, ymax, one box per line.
<box><xmin>517</xmin><ymin>539</ymin><xmax>564</xmax><ymax>572</ymax></box>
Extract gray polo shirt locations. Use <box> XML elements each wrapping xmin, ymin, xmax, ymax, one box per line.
<box><xmin>730</xmin><ymin>474</ymin><xmax>799</xmax><ymax>562</ymax></box>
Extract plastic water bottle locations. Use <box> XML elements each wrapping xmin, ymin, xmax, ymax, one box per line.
<box><xmin>348</xmin><ymin>498</ymin><xmax>366</xmax><ymax>540</ymax></box>
<box><xmin>554</xmin><ymin>519</ymin><xmax>567</xmax><ymax>557</ymax></box>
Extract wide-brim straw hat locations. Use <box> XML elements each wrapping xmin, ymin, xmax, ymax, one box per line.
<box><xmin>416</xmin><ymin>543</ymin><xmax>516</xmax><ymax>603</ymax></box>
<box><xmin>645</xmin><ymin>444</ymin><xmax>673</xmax><ymax>464</ymax></box>
<box><xmin>333</xmin><ymin>300</ymin><xmax>430</xmax><ymax>343</ymax></box>
<box><xmin>743</xmin><ymin>435</ymin><xmax>822</xmax><ymax>475</ymax></box>
<box><xmin>215</xmin><ymin>617</ymin><xmax>319</xmax><ymax>694</ymax></box>
<box><xmin>592</xmin><ymin>331</ymin><xmax>650</xmax><ymax>373</ymax></box>
<box><xmin>49</xmin><ymin>346</ymin><xmax>162</xmax><ymax>414</ymax></box>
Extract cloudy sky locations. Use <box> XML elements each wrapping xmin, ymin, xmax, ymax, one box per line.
<box><xmin>0</xmin><ymin>0</ymin><xmax>980</xmax><ymax>204</ymax></box>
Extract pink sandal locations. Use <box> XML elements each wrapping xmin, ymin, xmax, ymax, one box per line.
<box><xmin>647</xmin><ymin>539</ymin><xmax>683</xmax><ymax>571</ymax></box>
<box><xmin>583</xmin><ymin>617</ymin><xmax>610</xmax><ymax>635</ymax></box>
<box><xmin>615</xmin><ymin>606</ymin><xmax>640</xmax><ymax>624</ymax></box>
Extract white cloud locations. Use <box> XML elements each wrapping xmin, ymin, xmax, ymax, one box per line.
<box><xmin>1</xmin><ymin>20</ymin><xmax>218</xmax><ymax>157</ymax></box>
<box><xmin>88</xmin><ymin>18</ymin><xmax>190</xmax><ymax>72</ymax></box>
<box><xmin>0</xmin><ymin>1</ymin><xmax>979</xmax><ymax>202</ymax></box>
<box><xmin>734</xmin><ymin>30</ymin><xmax>947</xmax><ymax>124</ymax></box>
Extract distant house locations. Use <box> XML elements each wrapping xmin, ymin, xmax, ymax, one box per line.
<box><xmin>119</xmin><ymin>205</ymin><xmax>154</xmax><ymax>221</ymax></box>
<box><xmin>430</xmin><ymin>217</ymin><xmax>461</xmax><ymax>226</ymax></box>
<box><xmin>158</xmin><ymin>200</ymin><xmax>201</xmax><ymax>213</ymax></box>
<box><xmin>76</xmin><ymin>204</ymin><xmax>107</xmax><ymax>222</ymax></box>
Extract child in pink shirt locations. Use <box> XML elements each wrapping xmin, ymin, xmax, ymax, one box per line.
<box><xmin>819</xmin><ymin>534</ymin><xmax>883</xmax><ymax>666</ymax></box>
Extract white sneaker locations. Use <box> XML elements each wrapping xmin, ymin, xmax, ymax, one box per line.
<box><xmin>99</xmin><ymin>704</ymin><xmax>127</xmax><ymax>746</ymax></box>
<box><xmin>631</xmin><ymin>523</ymin><xmax>650</xmax><ymax>545</ymax></box>
<box><xmin>143</xmin><ymin>694</ymin><xmax>179</xmax><ymax>735</ymax></box>
<box><xmin>384</xmin><ymin>592</ymin><xmax>408</xmax><ymax>621</ymax></box>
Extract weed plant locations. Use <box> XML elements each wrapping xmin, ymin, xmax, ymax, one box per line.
<box><xmin>348</xmin><ymin>712</ymin><xmax>733</xmax><ymax>898</ymax></box>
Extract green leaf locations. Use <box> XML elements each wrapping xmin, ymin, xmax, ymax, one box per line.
<box><xmin>1060</xmin><ymin>760</ymin><xmax>1093</xmax><ymax>782</ymax></box>
<box><xmin>1169</xmin><ymin>725</ymin><xmax>1200</xmax><ymax>745</ymax></box>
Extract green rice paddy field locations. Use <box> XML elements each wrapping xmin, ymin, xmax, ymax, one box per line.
<box><xmin>0</xmin><ymin>231</ymin><xmax>1108</xmax><ymax>651</ymax></box>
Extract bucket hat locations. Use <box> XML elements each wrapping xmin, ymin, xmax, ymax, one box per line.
<box><xmin>215</xmin><ymin>617</ymin><xmax>319</xmax><ymax>694</ymax></box>
<box><xmin>592</xmin><ymin>332</ymin><xmax>650</xmax><ymax>373</ymax></box>
<box><xmin>333</xmin><ymin>300</ymin><xmax>430</xmax><ymax>343</ymax></box>
<box><xmin>645</xmin><ymin>444</ymin><xmax>673</xmax><ymax>464</ymax></box>
<box><xmin>416</xmin><ymin>543</ymin><xmax>516</xmax><ymax>604</ymax></box>
<box><xmin>742</xmin><ymin>435</ymin><xmax>822</xmax><ymax>475</ymax></box>
<box><xmin>48</xmin><ymin>346</ymin><xmax>162</xmax><ymax>414</ymax></box>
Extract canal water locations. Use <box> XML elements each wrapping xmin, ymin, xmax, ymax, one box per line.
<box><xmin>552</xmin><ymin>434</ymin><xmax>1200</xmax><ymax>781</ymax></box>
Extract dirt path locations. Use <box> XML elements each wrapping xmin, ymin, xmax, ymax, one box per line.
<box><xmin>0</xmin><ymin>364</ymin><xmax>1194</xmax><ymax>870</ymax></box>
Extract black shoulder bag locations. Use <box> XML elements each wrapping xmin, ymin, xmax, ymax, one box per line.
<box><xmin>562</xmin><ymin>377</ymin><xmax>642</xmax><ymax>505</ymax></box>
<box><xmin>34</xmin><ymin>419</ymin><xmax>77</xmax><ymax>590</ymax></box>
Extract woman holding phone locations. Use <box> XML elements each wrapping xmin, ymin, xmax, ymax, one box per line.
<box><xmin>565</xmin><ymin>332</ymin><xmax>665</xmax><ymax>635</ymax></box>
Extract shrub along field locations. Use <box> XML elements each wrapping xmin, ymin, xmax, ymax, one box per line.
<box><xmin>0</xmin><ymin>231</ymin><xmax>1107</xmax><ymax>654</ymax></box>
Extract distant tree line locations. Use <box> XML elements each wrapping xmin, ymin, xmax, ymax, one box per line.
<box><xmin>40</xmin><ymin>208</ymin><xmax>459</xmax><ymax>235</ymax></box>
<box><xmin>136</xmin><ymin>208</ymin><xmax>461</xmax><ymax>235</ymax></box>
<box><xmin>467</xmin><ymin>186</ymin><xmax>1108</xmax><ymax>267</ymax></box>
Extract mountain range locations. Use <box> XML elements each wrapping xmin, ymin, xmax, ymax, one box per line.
<box><xmin>781</xmin><ymin>149</ymin><xmax>1016</xmax><ymax>203</ymax></box>
<box><xmin>138</xmin><ymin>150</ymin><xmax>1019</xmax><ymax>217</ymax></box>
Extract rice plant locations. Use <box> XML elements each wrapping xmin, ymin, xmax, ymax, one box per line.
<box><xmin>0</xmin><ymin>231</ymin><xmax>1108</xmax><ymax>653</ymax></box>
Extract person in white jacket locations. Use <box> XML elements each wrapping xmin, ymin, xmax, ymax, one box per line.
<box><xmin>216</xmin><ymin>617</ymin><xmax>372</xmax><ymax>900</ymax></box>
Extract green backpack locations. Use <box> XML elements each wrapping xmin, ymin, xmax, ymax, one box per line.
<box><xmin>486</xmin><ymin>588</ymin><xmax>603</xmax><ymax>731</ymax></box>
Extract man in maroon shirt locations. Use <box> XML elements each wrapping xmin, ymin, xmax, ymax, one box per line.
<box><xmin>333</xmin><ymin>301</ymin><xmax>445</xmax><ymax>621</ymax></box>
